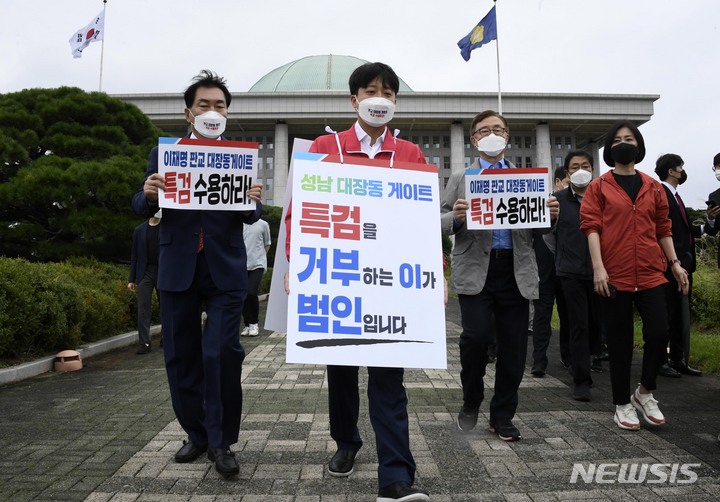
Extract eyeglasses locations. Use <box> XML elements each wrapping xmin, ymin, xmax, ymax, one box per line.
<box><xmin>472</xmin><ymin>126</ymin><xmax>507</xmax><ymax>138</ymax></box>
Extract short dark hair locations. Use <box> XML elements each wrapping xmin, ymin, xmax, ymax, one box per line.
<box><xmin>564</xmin><ymin>150</ymin><xmax>593</xmax><ymax>172</ymax></box>
<box><xmin>602</xmin><ymin>120</ymin><xmax>646</xmax><ymax>167</ymax></box>
<box><xmin>470</xmin><ymin>110</ymin><xmax>508</xmax><ymax>135</ymax></box>
<box><xmin>184</xmin><ymin>69</ymin><xmax>231</xmax><ymax>108</ymax></box>
<box><xmin>348</xmin><ymin>62</ymin><xmax>400</xmax><ymax>96</ymax></box>
<box><xmin>654</xmin><ymin>153</ymin><xmax>684</xmax><ymax>181</ymax></box>
<box><xmin>554</xmin><ymin>166</ymin><xmax>568</xmax><ymax>183</ymax></box>
<box><xmin>713</xmin><ymin>152</ymin><xmax>720</xmax><ymax>167</ymax></box>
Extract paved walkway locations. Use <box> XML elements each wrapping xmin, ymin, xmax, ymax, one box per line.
<box><xmin>1</xmin><ymin>298</ymin><xmax>720</xmax><ymax>501</ymax></box>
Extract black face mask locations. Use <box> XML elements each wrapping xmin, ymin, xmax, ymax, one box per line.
<box><xmin>610</xmin><ymin>143</ymin><xmax>639</xmax><ymax>165</ymax></box>
<box><xmin>678</xmin><ymin>169</ymin><xmax>688</xmax><ymax>185</ymax></box>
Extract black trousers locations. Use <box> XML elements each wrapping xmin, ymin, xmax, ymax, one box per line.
<box><xmin>458</xmin><ymin>253</ymin><xmax>529</xmax><ymax>419</ymax></box>
<box><xmin>601</xmin><ymin>285</ymin><xmax>668</xmax><ymax>405</ymax></box>
<box><xmin>560</xmin><ymin>276</ymin><xmax>601</xmax><ymax>385</ymax></box>
<box><xmin>136</xmin><ymin>265</ymin><xmax>158</xmax><ymax>346</ymax></box>
<box><xmin>242</xmin><ymin>267</ymin><xmax>265</xmax><ymax>326</ymax></box>
<box><xmin>664</xmin><ymin>272</ymin><xmax>693</xmax><ymax>362</ymax></box>
<box><xmin>327</xmin><ymin>365</ymin><xmax>415</xmax><ymax>489</ymax></box>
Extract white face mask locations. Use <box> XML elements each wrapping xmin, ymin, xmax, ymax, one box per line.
<box><xmin>190</xmin><ymin>110</ymin><xmax>226</xmax><ymax>138</ymax></box>
<box><xmin>475</xmin><ymin>133</ymin><xmax>507</xmax><ymax>157</ymax></box>
<box><xmin>570</xmin><ymin>169</ymin><xmax>592</xmax><ymax>188</ymax></box>
<box><xmin>356</xmin><ymin>97</ymin><xmax>395</xmax><ymax>127</ymax></box>
<box><xmin>715</xmin><ymin>171</ymin><xmax>720</xmax><ymax>182</ymax></box>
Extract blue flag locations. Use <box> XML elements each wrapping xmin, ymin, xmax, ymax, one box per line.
<box><xmin>457</xmin><ymin>6</ymin><xmax>498</xmax><ymax>62</ymax></box>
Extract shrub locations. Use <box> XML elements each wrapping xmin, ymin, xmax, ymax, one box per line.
<box><xmin>0</xmin><ymin>257</ymin><xmax>133</xmax><ymax>361</ymax></box>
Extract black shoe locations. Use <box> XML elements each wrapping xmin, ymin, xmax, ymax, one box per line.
<box><xmin>668</xmin><ymin>359</ymin><xmax>702</xmax><ymax>377</ymax></box>
<box><xmin>530</xmin><ymin>366</ymin><xmax>545</xmax><ymax>378</ymax></box>
<box><xmin>377</xmin><ymin>481</ymin><xmax>430</xmax><ymax>502</ymax></box>
<box><xmin>658</xmin><ymin>363</ymin><xmax>681</xmax><ymax>378</ymax></box>
<box><xmin>590</xmin><ymin>356</ymin><xmax>603</xmax><ymax>373</ymax></box>
<box><xmin>136</xmin><ymin>344</ymin><xmax>150</xmax><ymax>355</ymax></box>
<box><xmin>488</xmin><ymin>417</ymin><xmax>522</xmax><ymax>441</ymax></box>
<box><xmin>572</xmin><ymin>381</ymin><xmax>591</xmax><ymax>402</ymax></box>
<box><xmin>174</xmin><ymin>440</ymin><xmax>207</xmax><ymax>463</ymax></box>
<box><xmin>599</xmin><ymin>344</ymin><xmax>609</xmax><ymax>361</ymax></box>
<box><xmin>328</xmin><ymin>447</ymin><xmax>359</xmax><ymax>477</ymax></box>
<box><xmin>208</xmin><ymin>447</ymin><xmax>239</xmax><ymax>476</ymax></box>
<box><xmin>457</xmin><ymin>406</ymin><xmax>479</xmax><ymax>432</ymax></box>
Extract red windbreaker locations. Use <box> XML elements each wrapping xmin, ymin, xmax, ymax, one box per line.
<box><xmin>580</xmin><ymin>170</ymin><xmax>672</xmax><ymax>292</ymax></box>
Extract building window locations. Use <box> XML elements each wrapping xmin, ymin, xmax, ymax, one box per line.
<box><xmin>265</xmin><ymin>178</ymin><xmax>274</xmax><ymax>191</ymax></box>
<box><xmin>443</xmin><ymin>136</ymin><xmax>450</xmax><ymax>148</ymax></box>
<box><xmin>443</xmin><ymin>156</ymin><xmax>451</xmax><ymax>169</ymax></box>
<box><xmin>515</xmin><ymin>156</ymin><xmax>523</xmax><ymax>167</ymax></box>
<box><xmin>555</xmin><ymin>156</ymin><xmax>563</xmax><ymax>168</ymax></box>
<box><xmin>555</xmin><ymin>137</ymin><xmax>562</xmax><ymax>149</ymax></box>
<box><xmin>267</xmin><ymin>137</ymin><xmax>274</xmax><ymax>150</ymax></box>
<box><xmin>525</xmin><ymin>136</ymin><xmax>532</xmax><ymax>149</ymax></box>
<box><xmin>266</xmin><ymin>157</ymin><xmax>274</xmax><ymax>170</ymax></box>
<box><xmin>432</xmin><ymin>156</ymin><xmax>440</xmax><ymax>167</ymax></box>
<box><xmin>526</xmin><ymin>156</ymin><xmax>532</xmax><ymax>167</ymax></box>
<box><xmin>423</xmin><ymin>136</ymin><xmax>430</xmax><ymax>149</ymax></box>
<box><xmin>514</xmin><ymin>136</ymin><xmax>521</xmax><ymax>149</ymax></box>
<box><xmin>433</xmin><ymin>136</ymin><xmax>440</xmax><ymax>149</ymax></box>
<box><xmin>565</xmin><ymin>137</ymin><xmax>572</xmax><ymax>149</ymax></box>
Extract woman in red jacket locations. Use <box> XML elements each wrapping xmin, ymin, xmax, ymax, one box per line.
<box><xmin>580</xmin><ymin>120</ymin><xmax>688</xmax><ymax>431</ymax></box>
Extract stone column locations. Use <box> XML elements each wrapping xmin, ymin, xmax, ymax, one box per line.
<box><xmin>273</xmin><ymin>121</ymin><xmax>289</xmax><ymax>207</ymax></box>
<box><xmin>450</xmin><ymin>121</ymin><xmax>466</xmax><ymax>173</ymax></box>
<box><xmin>535</xmin><ymin>122</ymin><xmax>551</xmax><ymax>170</ymax></box>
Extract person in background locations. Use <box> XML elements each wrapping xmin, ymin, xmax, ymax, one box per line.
<box><xmin>240</xmin><ymin>218</ymin><xmax>271</xmax><ymax>337</ymax></box>
<box><xmin>704</xmin><ymin>153</ymin><xmax>720</xmax><ymax>266</ymax></box>
<box><xmin>580</xmin><ymin>120</ymin><xmax>688</xmax><ymax>431</ymax></box>
<box><xmin>128</xmin><ymin>210</ymin><xmax>162</xmax><ymax>354</ymax></box>
<box><xmin>531</xmin><ymin>166</ymin><xmax>569</xmax><ymax>377</ymax></box>
<box><xmin>551</xmin><ymin>151</ymin><xmax>602</xmax><ymax>401</ymax></box>
<box><xmin>654</xmin><ymin>154</ymin><xmax>703</xmax><ymax>377</ymax></box>
<box><xmin>131</xmin><ymin>70</ymin><xmax>264</xmax><ymax>477</ymax></box>
<box><xmin>441</xmin><ymin>109</ymin><xmax>559</xmax><ymax>442</ymax></box>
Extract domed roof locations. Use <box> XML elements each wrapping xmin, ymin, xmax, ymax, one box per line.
<box><xmin>248</xmin><ymin>55</ymin><xmax>413</xmax><ymax>93</ymax></box>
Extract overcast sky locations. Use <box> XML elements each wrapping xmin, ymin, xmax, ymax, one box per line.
<box><xmin>2</xmin><ymin>0</ymin><xmax>718</xmax><ymax>209</ymax></box>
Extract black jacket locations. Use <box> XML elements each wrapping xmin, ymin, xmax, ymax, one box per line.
<box><xmin>705</xmin><ymin>187</ymin><xmax>720</xmax><ymax>267</ymax></box>
<box><xmin>662</xmin><ymin>184</ymin><xmax>701</xmax><ymax>274</ymax></box>
<box><xmin>553</xmin><ymin>187</ymin><xmax>592</xmax><ymax>280</ymax></box>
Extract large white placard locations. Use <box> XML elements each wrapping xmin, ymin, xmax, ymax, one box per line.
<box><xmin>287</xmin><ymin>153</ymin><xmax>446</xmax><ymax>369</ymax></box>
<box><xmin>464</xmin><ymin>167</ymin><xmax>551</xmax><ymax>229</ymax></box>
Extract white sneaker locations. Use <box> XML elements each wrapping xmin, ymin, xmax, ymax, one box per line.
<box><xmin>248</xmin><ymin>324</ymin><xmax>259</xmax><ymax>337</ymax></box>
<box><xmin>614</xmin><ymin>403</ymin><xmax>640</xmax><ymax>430</ymax></box>
<box><xmin>240</xmin><ymin>326</ymin><xmax>250</xmax><ymax>337</ymax></box>
<box><xmin>631</xmin><ymin>388</ymin><xmax>666</xmax><ymax>425</ymax></box>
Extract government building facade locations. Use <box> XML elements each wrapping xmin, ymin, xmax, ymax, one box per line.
<box><xmin>116</xmin><ymin>55</ymin><xmax>658</xmax><ymax>207</ymax></box>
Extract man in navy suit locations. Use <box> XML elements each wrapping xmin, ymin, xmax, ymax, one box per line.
<box><xmin>132</xmin><ymin>70</ymin><xmax>263</xmax><ymax>477</ymax></box>
<box><xmin>128</xmin><ymin>210</ymin><xmax>161</xmax><ymax>354</ymax></box>
<box><xmin>654</xmin><ymin>154</ymin><xmax>702</xmax><ymax>377</ymax></box>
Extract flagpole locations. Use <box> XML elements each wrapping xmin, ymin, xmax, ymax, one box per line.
<box><xmin>494</xmin><ymin>0</ymin><xmax>502</xmax><ymax>114</ymax></box>
<box><xmin>99</xmin><ymin>0</ymin><xmax>107</xmax><ymax>92</ymax></box>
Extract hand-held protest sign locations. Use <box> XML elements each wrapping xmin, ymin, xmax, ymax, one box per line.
<box><xmin>157</xmin><ymin>137</ymin><xmax>259</xmax><ymax>210</ymax></box>
<box><xmin>287</xmin><ymin>153</ymin><xmax>447</xmax><ymax>369</ymax></box>
<box><xmin>464</xmin><ymin>167</ymin><xmax>551</xmax><ymax>229</ymax></box>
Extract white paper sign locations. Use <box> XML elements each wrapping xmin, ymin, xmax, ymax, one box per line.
<box><xmin>286</xmin><ymin>153</ymin><xmax>446</xmax><ymax>369</ymax></box>
<box><xmin>464</xmin><ymin>167</ymin><xmax>551</xmax><ymax>229</ymax></box>
<box><xmin>265</xmin><ymin>138</ymin><xmax>313</xmax><ymax>333</ymax></box>
<box><xmin>157</xmin><ymin>137</ymin><xmax>258</xmax><ymax>210</ymax></box>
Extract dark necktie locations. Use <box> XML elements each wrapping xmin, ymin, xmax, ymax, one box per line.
<box><xmin>675</xmin><ymin>192</ymin><xmax>693</xmax><ymax>246</ymax></box>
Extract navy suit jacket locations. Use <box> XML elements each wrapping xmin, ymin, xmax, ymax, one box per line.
<box><xmin>129</xmin><ymin>221</ymin><xmax>151</xmax><ymax>283</ymax></box>
<box><xmin>662</xmin><ymin>185</ymin><xmax>701</xmax><ymax>274</ymax></box>
<box><xmin>131</xmin><ymin>145</ymin><xmax>262</xmax><ymax>292</ymax></box>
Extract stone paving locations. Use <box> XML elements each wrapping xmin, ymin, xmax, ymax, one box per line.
<box><xmin>1</xmin><ymin>298</ymin><xmax>719</xmax><ymax>501</ymax></box>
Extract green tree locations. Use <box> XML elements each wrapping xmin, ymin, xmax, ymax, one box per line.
<box><xmin>0</xmin><ymin>87</ymin><xmax>164</xmax><ymax>262</ymax></box>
